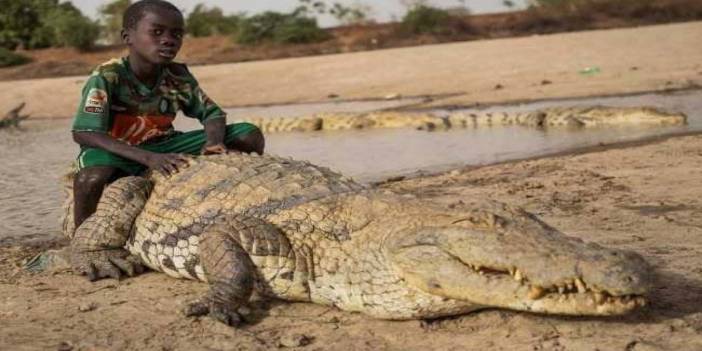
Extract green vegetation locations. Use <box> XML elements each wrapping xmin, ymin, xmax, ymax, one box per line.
<box><xmin>400</xmin><ymin>4</ymin><xmax>468</xmax><ymax>35</ymax></box>
<box><xmin>236</xmin><ymin>11</ymin><xmax>329</xmax><ymax>45</ymax></box>
<box><xmin>99</xmin><ymin>0</ymin><xmax>131</xmax><ymax>45</ymax></box>
<box><xmin>46</xmin><ymin>5</ymin><xmax>101</xmax><ymax>50</ymax></box>
<box><xmin>518</xmin><ymin>0</ymin><xmax>702</xmax><ymax>32</ymax></box>
<box><xmin>186</xmin><ymin>4</ymin><xmax>241</xmax><ymax>37</ymax></box>
<box><xmin>0</xmin><ymin>48</ymin><xmax>30</xmax><ymax>68</ymax></box>
<box><xmin>0</xmin><ymin>0</ymin><xmax>99</xmax><ymax>51</ymax></box>
<box><xmin>296</xmin><ymin>0</ymin><xmax>372</xmax><ymax>25</ymax></box>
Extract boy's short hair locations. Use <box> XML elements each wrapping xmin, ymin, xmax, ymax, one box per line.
<box><xmin>122</xmin><ymin>0</ymin><xmax>183</xmax><ymax>30</ymax></box>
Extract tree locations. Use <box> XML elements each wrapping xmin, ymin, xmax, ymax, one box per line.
<box><xmin>48</xmin><ymin>4</ymin><xmax>101</xmax><ymax>50</ymax></box>
<box><xmin>236</xmin><ymin>11</ymin><xmax>329</xmax><ymax>45</ymax></box>
<box><xmin>329</xmin><ymin>3</ymin><xmax>372</xmax><ymax>25</ymax></box>
<box><xmin>0</xmin><ymin>0</ymin><xmax>99</xmax><ymax>50</ymax></box>
<box><xmin>99</xmin><ymin>0</ymin><xmax>132</xmax><ymax>44</ymax></box>
<box><xmin>186</xmin><ymin>3</ymin><xmax>241</xmax><ymax>37</ymax></box>
<box><xmin>0</xmin><ymin>0</ymin><xmax>44</xmax><ymax>49</ymax></box>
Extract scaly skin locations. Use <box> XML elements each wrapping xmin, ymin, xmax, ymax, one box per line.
<box><xmin>237</xmin><ymin>106</ymin><xmax>686</xmax><ymax>133</ymax></box>
<box><xmin>68</xmin><ymin>153</ymin><xmax>653</xmax><ymax>326</ymax></box>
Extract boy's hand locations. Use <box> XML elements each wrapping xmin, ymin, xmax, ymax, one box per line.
<box><xmin>201</xmin><ymin>143</ymin><xmax>228</xmax><ymax>155</ymax></box>
<box><xmin>146</xmin><ymin>152</ymin><xmax>189</xmax><ymax>176</ymax></box>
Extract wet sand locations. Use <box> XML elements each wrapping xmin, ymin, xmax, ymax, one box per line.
<box><xmin>2</xmin><ymin>22</ymin><xmax>702</xmax><ymax>351</ymax></box>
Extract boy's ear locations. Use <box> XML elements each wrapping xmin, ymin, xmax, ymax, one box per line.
<box><xmin>121</xmin><ymin>29</ymin><xmax>130</xmax><ymax>45</ymax></box>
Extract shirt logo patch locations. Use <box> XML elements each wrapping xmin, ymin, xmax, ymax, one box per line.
<box><xmin>84</xmin><ymin>88</ymin><xmax>108</xmax><ymax>115</ymax></box>
<box><xmin>159</xmin><ymin>98</ymin><xmax>169</xmax><ymax>114</ymax></box>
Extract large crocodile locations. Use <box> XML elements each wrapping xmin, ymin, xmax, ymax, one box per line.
<box><xmin>238</xmin><ymin>106</ymin><xmax>686</xmax><ymax>133</ymax></box>
<box><xmin>65</xmin><ymin>153</ymin><xmax>652</xmax><ymax>326</ymax></box>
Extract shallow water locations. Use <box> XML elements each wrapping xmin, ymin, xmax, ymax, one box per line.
<box><xmin>1</xmin><ymin>90</ymin><xmax>700</xmax><ymax>241</ymax></box>
<box><xmin>235</xmin><ymin>90</ymin><xmax>702</xmax><ymax>182</ymax></box>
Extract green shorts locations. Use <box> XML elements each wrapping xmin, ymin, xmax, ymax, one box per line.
<box><xmin>76</xmin><ymin>122</ymin><xmax>259</xmax><ymax>175</ymax></box>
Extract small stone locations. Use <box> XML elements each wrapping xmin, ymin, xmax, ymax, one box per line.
<box><xmin>384</xmin><ymin>93</ymin><xmax>401</xmax><ymax>100</ymax></box>
<box><xmin>449</xmin><ymin>170</ymin><xmax>460</xmax><ymax>177</ymax></box>
<box><xmin>540</xmin><ymin>80</ymin><xmax>552</xmax><ymax>85</ymax></box>
<box><xmin>237</xmin><ymin>306</ymin><xmax>252</xmax><ymax>316</ymax></box>
<box><xmin>278</xmin><ymin>333</ymin><xmax>313</xmax><ymax>348</ymax></box>
<box><xmin>494</xmin><ymin>84</ymin><xmax>504</xmax><ymax>90</ymax></box>
<box><xmin>327</xmin><ymin>93</ymin><xmax>339</xmax><ymax>99</ymax></box>
<box><xmin>57</xmin><ymin>341</ymin><xmax>73</xmax><ymax>351</ymax></box>
<box><xmin>78</xmin><ymin>302</ymin><xmax>97</xmax><ymax>312</ymax></box>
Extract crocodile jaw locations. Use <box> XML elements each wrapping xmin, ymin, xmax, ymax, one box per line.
<box><xmin>387</xmin><ymin>212</ymin><xmax>653</xmax><ymax>315</ymax></box>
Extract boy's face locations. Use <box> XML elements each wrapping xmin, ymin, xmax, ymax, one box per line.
<box><xmin>123</xmin><ymin>9</ymin><xmax>184</xmax><ymax>65</ymax></box>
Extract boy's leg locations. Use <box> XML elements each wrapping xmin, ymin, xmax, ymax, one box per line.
<box><xmin>73</xmin><ymin>148</ymin><xmax>145</xmax><ymax>229</ymax></box>
<box><xmin>225</xmin><ymin>126</ymin><xmax>265</xmax><ymax>155</ymax></box>
<box><xmin>141</xmin><ymin>122</ymin><xmax>265</xmax><ymax>156</ymax></box>
<box><xmin>73</xmin><ymin>166</ymin><xmax>123</xmax><ymax>229</ymax></box>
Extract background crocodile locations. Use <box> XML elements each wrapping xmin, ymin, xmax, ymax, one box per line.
<box><xmin>237</xmin><ymin>106</ymin><xmax>686</xmax><ymax>133</ymax></box>
<box><xmin>66</xmin><ymin>153</ymin><xmax>652</xmax><ymax>326</ymax></box>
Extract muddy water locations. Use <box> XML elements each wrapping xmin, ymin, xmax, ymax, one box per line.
<box><xmin>0</xmin><ymin>90</ymin><xmax>700</xmax><ymax>241</ymax></box>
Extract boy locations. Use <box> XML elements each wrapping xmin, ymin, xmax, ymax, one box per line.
<box><xmin>71</xmin><ymin>0</ymin><xmax>264</xmax><ymax>231</ymax></box>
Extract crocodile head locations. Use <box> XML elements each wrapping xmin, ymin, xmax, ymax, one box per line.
<box><xmin>387</xmin><ymin>201</ymin><xmax>653</xmax><ymax>315</ymax></box>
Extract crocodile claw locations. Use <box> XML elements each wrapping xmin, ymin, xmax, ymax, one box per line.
<box><xmin>71</xmin><ymin>249</ymin><xmax>145</xmax><ymax>282</ymax></box>
<box><xmin>184</xmin><ymin>299</ymin><xmax>243</xmax><ymax>327</ymax></box>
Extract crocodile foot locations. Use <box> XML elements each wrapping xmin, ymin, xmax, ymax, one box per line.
<box><xmin>71</xmin><ymin>248</ymin><xmax>145</xmax><ymax>281</ymax></box>
<box><xmin>184</xmin><ymin>298</ymin><xmax>243</xmax><ymax>327</ymax></box>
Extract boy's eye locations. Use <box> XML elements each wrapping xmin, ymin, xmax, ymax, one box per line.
<box><xmin>153</xmin><ymin>29</ymin><xmax>163</xmax><ymax>36</ymax></box>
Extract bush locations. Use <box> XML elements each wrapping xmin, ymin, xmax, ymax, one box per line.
<box><xmin>0</xmin><ymin>0</ymin><xmax>99</xmax><ymax>50</ymax></box>
<box><xmin>49</xmin><ymin>10</ymin><xmax>101</xmax><ymax>51</ymax></box>
<box><xmin>0</xmin><ymin>48</ymin><xmax>30</xmax><ymax>68</ymax></box>
<box><xmin>236</xmin><ymin>11</ymin><xmax>329</xmax><ymax>45</ymax></box>
<box><xmin>400</xmin><ymin>5</ymin><xmax>462</xmax><ymax>35</ymax></box>
<box><xmin>187</xmin><ymin>4</ymin><xmax>241</xmax><ymax>37</ymax></box>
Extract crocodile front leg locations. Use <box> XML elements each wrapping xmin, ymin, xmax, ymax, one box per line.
<box><xmin>71</xmin><ymin>176</ymin><xmax>152</xmax><ymax>281</ymax></box>
<box><xmin>183</xmin><ymin>220</ymin><xmax>256</xmax><ymax>327</ymax></box>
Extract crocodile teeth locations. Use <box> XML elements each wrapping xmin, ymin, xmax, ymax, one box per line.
<box><xmin>574</xmin><ymin>278</ymin><xmax>587</xmax><ymax>293</ymax></box>
<box><xmin>528</xmin><ymin>286</ymin><xmax>546</xmax><ymax>300</ymax></box>
<box><xmin>557</xmin><ymin>286</ymin><xmax>565</xmax><ymax>294</ymax></box>
<box><xmin>514</xmin><ymin>269</ymin><xmax>523</xmax><ymax>282</ymax></box>
<box><xmin>594</xmin><ymin>292</ymin><xmax>606</xmax><ymax>304</ymax></box>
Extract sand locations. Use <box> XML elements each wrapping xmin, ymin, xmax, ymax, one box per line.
<box><xmin>1</xmin><ymin>22</ymin><xmax>702</xmax><ymax>351</ymax></box>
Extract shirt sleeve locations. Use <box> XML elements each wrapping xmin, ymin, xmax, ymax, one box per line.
<box><xmin>181</xmin><ymin>75</ymin><xmax>227</xmax><ymax>124</ymax></box>
<box><xmin>71</xmin><ymin>75</ymin><xmax>111</xmax><ymax>133</ymax></box>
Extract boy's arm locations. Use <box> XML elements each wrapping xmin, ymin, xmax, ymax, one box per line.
<box><xmin>201</xmin><ymin>117</ymin><xmax>227</xmax><ymax>155</ymax></box>
<box><xmin>178</xmin><ymin>67</ymin><xmax>228</xmax><ymax>154</ymax></box>
<box><xmin>73</xmin><ymin>131</ymin><xmax>189</xmax><ymax>175</ymax></box>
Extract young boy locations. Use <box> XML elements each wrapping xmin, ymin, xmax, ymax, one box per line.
<box><xmin>71</xmin><ymin>0</ymin><xmax>264</xmax><ymax>230</ymax></box>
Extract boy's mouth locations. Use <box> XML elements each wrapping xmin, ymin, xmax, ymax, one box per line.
<box><xmin>158</xmin><ymin>49</ymin><xmax>177</xmax><ymax>59</ymax></box>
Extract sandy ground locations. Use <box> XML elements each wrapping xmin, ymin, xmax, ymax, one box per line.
<box><xmin>2</xmin><ymin>131</ymin><xmax>702</xmax><ymax>350</ymax></box>
<box><xmin>0</xmin><ymin>22</ymin><xmax>701</xmax><ymax>119</ymax></box>
<box><xmin>2</xmin><ymin>22</ymin><xmax>702</xmax><ymax>351</ymax></box>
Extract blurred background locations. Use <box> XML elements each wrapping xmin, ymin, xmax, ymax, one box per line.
<box><xmin>1</xmin><ymin>0</ymin><xmax>700</xmax><ymax>79</ymax></box>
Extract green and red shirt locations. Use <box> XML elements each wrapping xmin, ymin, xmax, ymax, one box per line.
<box><xmin>72</xmin><ymin>57</ymin><xmax>225</xmax><ymax>146</ymax></box>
